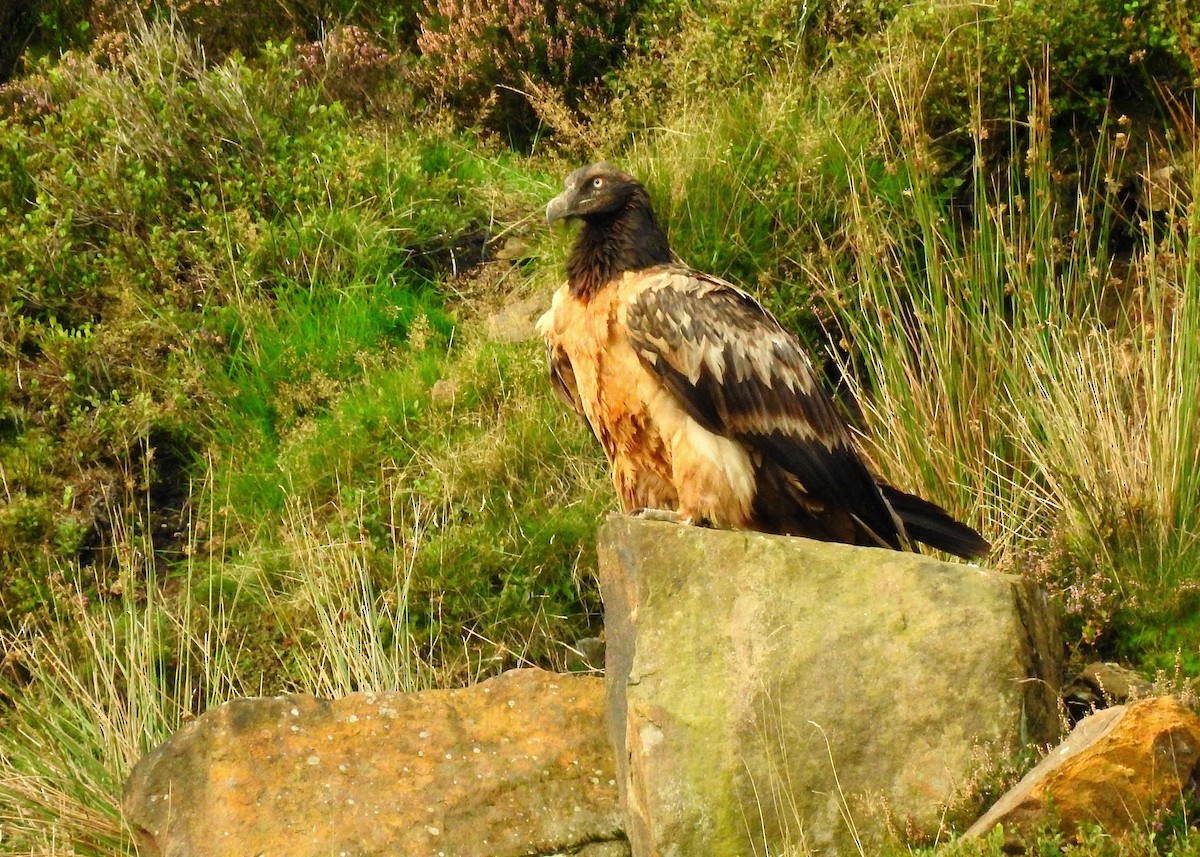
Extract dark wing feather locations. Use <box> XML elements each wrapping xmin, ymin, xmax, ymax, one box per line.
<box><xmin>546</xmin><ymin>340</ymin><xmax>602</xmax><ymax>444</ymax></box>
<box><xmin>878</xmin><ymin>483</ymin><xmax>991</xmax><ymax>557</ymax></box>
<box><xmin>546</xmin><ymin>341</ymin><xmax>586</xmax><ymax>417</ymax></box>
<box><xmin>624</xmin><ymin>265</ymin><xmax>906</xmax><ymax>547</ymax></box>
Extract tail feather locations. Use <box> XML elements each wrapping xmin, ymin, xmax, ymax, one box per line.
<box><xmin>878</xmin><ymin>483</ymin><xmax>990</xmax><ymax>560</ymax></box>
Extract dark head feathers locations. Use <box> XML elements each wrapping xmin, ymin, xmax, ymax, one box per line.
<box><xmin>548</xmin><ymin>162</ymin><xmax>672</xmax><ymax>297</ymax></box>
<box><xmin>546</xmin><ymin>162</ymin><xmax>641</xmax><ymax>224</ymax></box>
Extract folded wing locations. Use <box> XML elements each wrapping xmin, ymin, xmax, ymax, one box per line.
<box><xmin>623</xmin><ymin>266</ymin><xmax>908</xmax><ymax>548</ymax></box>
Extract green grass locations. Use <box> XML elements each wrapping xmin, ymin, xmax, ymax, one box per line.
<box><xmin>0</xmin><ymin>17</ymin><xmax>564</xmax><ymax>623</ymax></box>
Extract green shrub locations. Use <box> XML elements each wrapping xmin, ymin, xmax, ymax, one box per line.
<box><xmin>293</xmin><ymin>25</ymin><xmax>408</xmax><ymax>115</ymax></box>
<box><xmin>0</xmin><ymin>19</ymin><xmax>552</xmax><ymax>630</ymax></box>
<box><xmin>859</xmin><ymin>0</ymin><xmax>1200</xmax><ymax>176</ymax></box>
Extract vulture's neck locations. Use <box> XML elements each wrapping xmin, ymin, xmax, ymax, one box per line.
<box><xmin>567</xmin><ymin>189</ymin><xmax>672</xmax><ymax>299</ymax></box>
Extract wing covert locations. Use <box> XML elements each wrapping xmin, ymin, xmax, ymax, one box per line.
<box><xmin>623</xmin><ymin>266</ymin><xmax>903</xmax><ymax>546</ymax></box>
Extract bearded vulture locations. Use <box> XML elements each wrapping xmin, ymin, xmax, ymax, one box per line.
<box><xmin>537</xmin><ymin>161</ymin><xmax>989</xmax><ymax>558</ymax></box>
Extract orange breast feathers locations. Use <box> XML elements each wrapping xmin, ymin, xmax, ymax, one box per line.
<box><xmin>536</xmin><ymin>270</ymin><xmax>759</xmax><ymax>528</ymax></box>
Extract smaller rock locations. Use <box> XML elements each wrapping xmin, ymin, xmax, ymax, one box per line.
<box><xmin>966</xmin><ymin>696</ymin><xmax>1200</xmax><ymax>850</ymax></box>
<box><xmin>486</xmin><ymin>291</ymin><xmax>551</xmax><ymax>343</ymax></box>
<box><xmin>1063</xmin><ymin>662</ymin><xmax>1154</xmax><ymax>723</ymax></box>
<box><xmin>124</xmin><ymin>668</ymin><xmax>625</xmax><ymax>857</ymax></box>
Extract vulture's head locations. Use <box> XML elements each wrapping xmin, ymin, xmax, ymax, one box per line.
<box><xmin>546</xmin><ymin>162</ymin><xmax>644</xmax><ymax>224</ymax></box>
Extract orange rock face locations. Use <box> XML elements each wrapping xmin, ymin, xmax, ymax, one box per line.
<box><xmin>124</xmin><ymin>668</ymin><xmax>626</xmax><ymax>857</ymax></box>
<box><xmin>967</xmin><ymin>696</ymin><xmax>1200</xmax><ymax>847</ymax></box>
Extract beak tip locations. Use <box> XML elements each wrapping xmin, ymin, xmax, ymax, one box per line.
<box><xmin>546</xmin><ymin>193</ymin><xmax>570</xmax><ymax>225</ymax></box>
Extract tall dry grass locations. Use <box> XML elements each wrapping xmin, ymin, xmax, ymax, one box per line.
<box><xmin>0</xmin><ymin>486</ymin><xmax>447</xmax><ymax>854</ymax></box>
<box><xmin>818</xmin><ymin>56</ymin><xmax>1200</xmax><ymax>660</ymax></box>
<box><xmin>0</xmin><ymin>521</ymin><xmax>245</xmax><ymax>854</ymax></box>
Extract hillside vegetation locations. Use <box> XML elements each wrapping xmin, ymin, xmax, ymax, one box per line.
<box><xmin>2</xmin><ymin>0</ymin><xmax>1199</xmax><ymax>853</ymax></box>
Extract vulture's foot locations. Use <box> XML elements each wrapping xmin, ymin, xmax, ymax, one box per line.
<box><xmin>625</xmin><ymin>507</ymin><xmax>692</xmax><ymax>525</ymax></box>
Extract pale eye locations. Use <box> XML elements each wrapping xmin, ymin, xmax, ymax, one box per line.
<box><xmin>591</xmin><ymin>177</ymin><xmax>604</xmax><ymax>188</ymax></box>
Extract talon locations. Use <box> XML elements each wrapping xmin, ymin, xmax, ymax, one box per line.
<box><xmin>629</xmin><ymin>507</ymin><xmax>687</xmax><ymax>524</ymax></box>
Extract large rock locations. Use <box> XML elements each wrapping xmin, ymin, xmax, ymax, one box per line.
<box><xmin>598</xmin><ymin>518</ymin><xmax>1062</xmax><ymax>857</ymax></box>
<box><xmin>124</xmin><ymin>668</ymin><xmax>627</xmax><ymax>857</ymax></box>
<box><xmin>967</xmin><ymin>696</ymin><xmax>1200</xmax><ymax>848</ymax></box>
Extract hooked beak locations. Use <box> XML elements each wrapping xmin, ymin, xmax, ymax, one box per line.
<box><xmin>545</xmin><ymin>190</ymin><xmax>573</xmax><ymax>225</ymax></box>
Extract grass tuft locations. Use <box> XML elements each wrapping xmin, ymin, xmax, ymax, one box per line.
<box><xmin>820</xmin><ymin>66</ymin><xmax>1200</xmax><ymax>669</ymax></box>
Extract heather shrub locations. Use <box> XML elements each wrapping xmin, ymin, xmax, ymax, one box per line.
<box><xmin>6</xmin><ymin>0</ymin><xmax>425</xmax><ymax>74</ymax></box>
<box><xmin>294</xmin><ymin>25</ymin><xmax>407</xmax><ymax>115</ymax></box>
<box><xmin>414</xmin><ymin>0</ymin><xmax>635</xmax><ymax>141</ymax></box>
